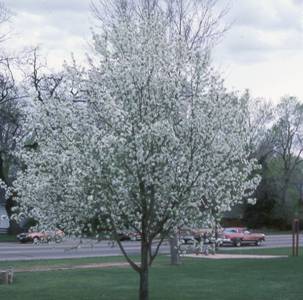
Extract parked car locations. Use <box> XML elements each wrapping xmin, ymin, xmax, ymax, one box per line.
<box><xmin>129</xmin><ymin>231</ymin><xmax>142</xmax><ymax>241</ymax></box>
<box><xmin>117</xmin><ymin>231</ymin><xmax>142</xmax><ymax>241</ymax></box>
<box><xmin>218</xmin><ymin>227</ymin><xmax>265</xmax><ymax>247</ymax></box>
<box><xmin>17</xmin><ymin>229</ymin><xmax>64</xmax><ymax>243</ymax></box>
<box><xmin>178</xmin><ymin>228</ymin><xmax>196</xmax><ymax>244</ymax></box>
<box><xmin>178</xmin><ymin>228</ymin><xmax>219</xmax><ymax>245</ymax></box>
<box><xmin>117</xmin><ymin>232</ymin><xmax>132</xmax><ymax>241</ymax></box>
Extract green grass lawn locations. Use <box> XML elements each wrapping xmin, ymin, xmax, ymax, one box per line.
<box><xmin>0</xmin><ymin>255</ymin><xmax>135</xmax><ymax>270</ymax></box>
<box><xmin>0</xmin><ymin>234</ymin><xmax>17</xmax><ymax>243</ymax></box>
<box><xmin>218</xmin><ymin>246</ymin><xmax>303</xmax><ymax>256</ymax></box>
<box><xmin>1</xmin><ymin>253</ymin><xmax>303</xmax><ymax>300</ymax></box>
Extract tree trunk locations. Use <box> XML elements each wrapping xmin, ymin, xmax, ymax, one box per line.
<box><xmin>0</xmin><ymin>270</ymin><xmax>13</xmax><ymax>284</ymax></box>
<box><xmin>169</xmin><ymin>234</ymin><xmax>181</xmax><ymax>265</ymax></box>
<box><xmin>0</xmin><ymin>154</ymin><xmax>10</xmax><ymax>184</ymax></box>
<box><xmin>281</xmin><ymin>180</ymin><xmax>288</xmax><ymax>207</ymax></box>
<box><xmin>0</xmin><ymin>155</ymin><xmax>4</xmax><ymax>182</ymax></box>
<box><xmin>139</xmin><ymin>242</ymin><xmax>149</xmax><ymax>300</ymax></box>
<box><xmin>280</xmin><ymin>179</ymin><xmax>290</xmax><ymax>225</ymax></box>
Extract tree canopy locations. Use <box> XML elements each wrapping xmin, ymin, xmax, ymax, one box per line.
<box><xmin>10</xmin><ymin>1</ymin><xmax>260</xmax><ymax>300</ymax></box>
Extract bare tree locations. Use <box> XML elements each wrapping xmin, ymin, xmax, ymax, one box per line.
<box><xmin>0</xmin><ymin>2</ymin><xmax>18</xmax><ymax>187</ymax></box>
<box><xmin>0</xmin><ymin>92</ymin><xmax>21</xmax><ymax>184</ymax></box>
<box><xmin>165</xmin><ymin>0</ymin><xmax>229</xmax><ymax>50</ymax></box>
<box><xmin>0</xmin><ymin>2</ymin><xmax>11</xmax><ymax>43</ymax></box>
<box><xmin>0</xmin><ymin>2</ymin><xmax>23</xmax><ymax>226</ymax></box>
<box><xmin>243</xmin><ymin>90</ymin><xmax>275</xmax><ymax>163</ymax></box>
<box><xmin>18</xmin><ymin>48</ymin><xmax>64</xmax><ymax>103</ymax></box>
<box><xmin>272</xmin><ymin>96</ymin><xmax>303</xmax><ymax>217</ymax></box>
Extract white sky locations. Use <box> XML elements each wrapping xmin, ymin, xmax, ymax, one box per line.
<box><xmin>2</xmin><ymin>0</ymin><xmax>303</xmax><ymax>103</ymax></box>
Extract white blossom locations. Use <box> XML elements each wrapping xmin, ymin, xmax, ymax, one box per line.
<box><xmin>11</xmin><ymin>3</ymin><xmax>260</xmax><ymax>290</ymax></box>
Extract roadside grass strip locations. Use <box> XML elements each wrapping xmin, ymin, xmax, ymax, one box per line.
<box><xmin>182</xmin><ymin>253</ymin><xmax>288</xmax><ymax>259</ymax></box>
<box><xmin>9</xmin><ymin>262</ymin><xmax>138</xmax><ymax>273</ymax></box>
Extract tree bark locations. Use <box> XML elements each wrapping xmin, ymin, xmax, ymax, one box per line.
<box><xmin>280</xmin><ymin>179</ymin><xmax>290</xmax><ymax>224</ymax></box>
<box><xmin>0</xmin><ymin>270</ymin><xmax>13</xmax><ymax>284</ymax></box>
<box><xmin>0</xmin><ymin>153</ymin><xmax>10</xmax><ymax>184</ymax></box>
<box><xmin>0</xmin><ymin>271</ymin><xmax>8</xmax><ymax>284</ymax></box>
<box><xmin>139</xmin><ymin>241</ymin><xmax>149</xmax><ymax>300</ymax></box>
<box><xmin>0</xmin><ymin>155</ymin><xmax>4</xmax><ymax>181</ymax></box>
<box><xmin>169</xmin><ymin>234</ymin><xmax>181</xmax><ymax>265</ymax></box>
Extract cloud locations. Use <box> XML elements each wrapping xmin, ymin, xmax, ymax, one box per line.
<box><xmin>3</xmin><ymin>0</ymin><xmax>90</xmax><ymax>14</ymax></box>
<box><xmin>292</xmin><ymin>0</ymin><xmax>303</xmax><ymax>6</ymax></box>
<box><xmin>229</xmin><ymin>0</ymin><xmax>302</xmax><ymax>31</ymax></box>
<box><xmin>215</xmin><ymin>25</ymin><xmax>303</xmax><ymax>64</ymax></box>
<box><xmin>220</xmin><ymin>51</ymin><xmax>303</xmax><ymax>103</ymax></box>
<box><xmin>214</xmin><ymin>0</ymin><xmax>303</xmax><ymax>65</ymax></box>
<box><xmin>1</xmin><ymin>0</ymin><xmax>302</xmax><ymax>102</ymax></box>
<box><xmin>1</xmin><ymin>1</ymin><xmax>92</xmax><ymax>70</ymax></box>
<box><xmin>211</xmin><ymin>0</ymin><xmax>303</xmax><ymax>102</ymax></box>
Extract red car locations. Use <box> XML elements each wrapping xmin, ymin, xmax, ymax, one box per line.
<box><xmin>219</xmin><ymin>227</ymin><xmax>265</xmax><ymax>247</ymax></box>
<box><xmin>17</xmin><ymin>229</ymin><xmax>64</xmax><ymax>243</ymax></box>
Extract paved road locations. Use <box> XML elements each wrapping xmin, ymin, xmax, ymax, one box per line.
<box><xmin>220</xmin><ymin>234</ymin><xmax>303</xmax><ymax>250</ymax></box>
<box><xmin>0</xmin><ymin>234</ymin><xmax>302</xmax><ymax>261</ymax></box>
<box><xmin>0</xmin><ymin>239</ymin><xmax>170</xmax><ymax>261</ymax></box>
<box><xmin>260</xmin><ymin>234</ymin><xmax>303</xmax><ymax>248</ymax></box>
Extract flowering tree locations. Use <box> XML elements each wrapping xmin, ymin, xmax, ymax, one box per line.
<box><xmin>12</xmin><ymin>1</ymin><xmax>259</xmax><ymax>299</ymax></box>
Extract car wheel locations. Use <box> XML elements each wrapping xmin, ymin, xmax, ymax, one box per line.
<box><xmin>255</xmin><ymin>240</ymin><xmax>261</xmax><ymax>246</ymax></box>
<box><xmin>216</xmin><ymin>240</ymin><xmax>223</xmax><ymax>247</ymax></box>
<box><xmin>234</xmin><ymin>239</ymin><xmax>242</xmax><ymax>247</ymax></box>
<box><xmin>33</xmin><ymin>237</ymin><xmax>40</xmax><ymax>244</ymax></box>
<box><xmin>179</xmin><ymin>244</ymin><xmax>188</xmax><ymax>254</ymax></box>
<box><xmin>55</xmin><ymin>236</ymin><xmax>63</xmax><ymax>243</ymax></box>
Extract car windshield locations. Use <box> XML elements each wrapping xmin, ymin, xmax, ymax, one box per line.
<box><xmin>224</xmin><ymin>229</ymin><xmax>237</xmax><ymax>233</ymax></box>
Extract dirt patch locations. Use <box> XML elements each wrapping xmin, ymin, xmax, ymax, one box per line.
<box><xmin>2</xmin><ymin>262</ymin><xmax>138</xmax><ymax>273</ymax></box>
<box><xmin>182</xmin><ymin>254</ymin><xmax>288</xmax><ymax>259</ymax></box>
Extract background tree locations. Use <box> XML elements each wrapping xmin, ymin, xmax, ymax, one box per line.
<box><xmin>0</xmin><ymin>60</ymin><xmax>21</xmax><ymax>186</ymax></box>
<box><xmin>271</xmin><ymin>96</ymin><xmax>303</xmax><ymax>222</ymax></box>
<box><xmin>0</xmin><ymin>3</ymin><xmax>25</xmax><ymax>225</ymax></box>
<box><xmin>0</xmin><ymin>2</ymin><xmax>10</xmax><ymax>43</ymax></box>
<box><xmin>243</xmin><ymin>96</ymin><xmax>303</xmax><ymax>229</ymax></box>
<box><xmin>241</xmin><ymin>92</ymin><xmax>276</xmax><ymax>228</ymax></box>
